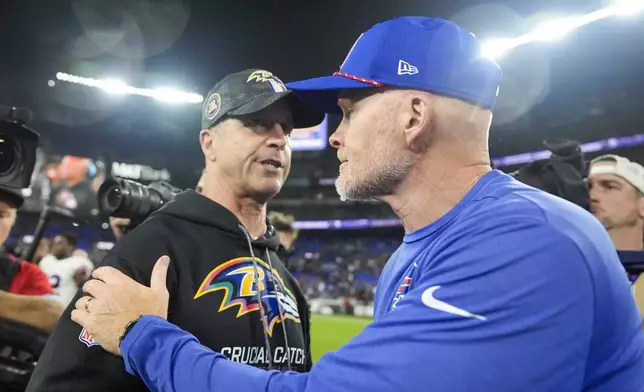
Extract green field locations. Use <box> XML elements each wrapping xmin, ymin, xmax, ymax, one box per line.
<box><xmin>310</xmin><ymin>314</ymin><xmax>372</xmax><ymax>362</ymax></box>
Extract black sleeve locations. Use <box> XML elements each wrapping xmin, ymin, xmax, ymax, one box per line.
<box><xmin>303</xmin><ymin>304</ymin><xmax>313</xmax><ymax>371</ymax></box>
<box><xmin>26</xmin><ymin>222</ymin><xmax>178</xmax><ymax>392</ymax></box>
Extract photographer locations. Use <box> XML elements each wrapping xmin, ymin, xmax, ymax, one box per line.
<box><xmin>26</xmin><ymin>69</ymin><xmax>324</xmax><ymax>391</ymax></box>
<box><xmin>0</xmin><ymin>105</ymin><xmax>64</xmax><ymax>334</ymax></box>
<box><xmin>0</xmin><ymin>187</ymin><xmax>64</xmax><ymax>333</ymax></box>
<box><xmin>0</xmin><ymin>106</ymin><xmax>65</xmax><ymax>392</ymax></box>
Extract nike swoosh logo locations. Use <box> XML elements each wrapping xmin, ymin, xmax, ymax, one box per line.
<box><xmin>421</xmin><ymin>286</ymin><xmax>487</xmax><ymax>321</ymax></box>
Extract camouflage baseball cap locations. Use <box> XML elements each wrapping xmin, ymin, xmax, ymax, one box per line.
<box><xmin>201</xmin><ymin>69</ymin><xmax>324</xmax><ymax>130</ymax></box>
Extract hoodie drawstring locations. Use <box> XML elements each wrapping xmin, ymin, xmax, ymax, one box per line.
<box><xmin>238</xmin><ymin>224</ymin><xmax>274</xmax><ymax>370</ymax></box>
<box><xmin>265</xmin><ymin>248</ymin><xmax>292</xmax><ymax>370</ymax></box>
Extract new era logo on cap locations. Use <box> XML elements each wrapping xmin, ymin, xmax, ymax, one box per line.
<box><xmin>397</xmin><ymin>60</ymin><xmax>418</xmax><ymax>76</ymax></box>
<box><xmin>286</xmin><ymin>17</ymin><xmax>503</xmax><ymax>114</ymax></box>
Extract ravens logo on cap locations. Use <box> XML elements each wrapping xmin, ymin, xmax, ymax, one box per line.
<box><xmin>247</xmin><ymin>70</ymin><xmax>278</xmax><ymax>83</ymax></box>
<box><xmin>205</xmin><ymin>93</ymin><xmax>221</xmax><ymax>120</ymax></box>
<box><xmin>247</xmin><ymin>70</ymin><xmax>286</xmax><ymax>92</ymax></box>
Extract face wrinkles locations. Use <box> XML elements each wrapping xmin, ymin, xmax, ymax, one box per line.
<box><xmin>212</xmin><ymin>100</ymin><xmax>294</xmax><ymax>203</ymax></box>
<box><xmin>330</xmin><ymin>89</ymin><xmax>416</xmax><ymax>202</ymax></box>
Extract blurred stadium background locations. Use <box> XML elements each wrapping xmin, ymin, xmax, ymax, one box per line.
<box><xmin>1</xmin><ymin>0</ymin><xmax>643</xmax><ymax>359</ymax></box>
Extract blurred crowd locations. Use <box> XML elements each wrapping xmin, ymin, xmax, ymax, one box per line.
<box><xmin>266</xmin><ymin>211</ymin><xmax>397</xmax><ymax>303</ymax></box>
<box><xmin>288</xmin><ymin>238</ymin><xmax>396</xmax><ymax>303</ymax></box>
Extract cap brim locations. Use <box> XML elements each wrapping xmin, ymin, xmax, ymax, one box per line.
<box><xmin>284</xmin><ymin>93</ymin><xmax>326</xmax><ymax>129</ymax></box>
<box><xmin>286</xmin><ymin>75</ymin><xmax>375</xmax><ymax>114</ymax></box>
<box><xmin>228</xmin><ymin>91</ymin><xmax>325</xmax><ymax>129</ymax></box>
<box><xmin>0</xmin><ymin>187</ymin><xmax>24</xmax><ymax>208</ymax></box>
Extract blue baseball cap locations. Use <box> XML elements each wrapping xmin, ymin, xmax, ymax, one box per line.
<box><xmin>286</xmin><ymin>17</ymin><xmax>502</xmax><ymax>114</ymax></box>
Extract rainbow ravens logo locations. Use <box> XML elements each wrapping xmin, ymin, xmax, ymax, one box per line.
<box><xmin>195</xmin><ymin>257</ymin><xmax>301</xmax><ymax>336</ymax></box>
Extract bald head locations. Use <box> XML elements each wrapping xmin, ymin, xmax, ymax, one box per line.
<box><xmin>329</xmin><ymin>87</ymin><xmax>492</xmax><ymax>201</ymax></box>
<box><xmin>431</xmin><ymin>94</ymin><xmax>493</xmax><ymax>139</ymax></box>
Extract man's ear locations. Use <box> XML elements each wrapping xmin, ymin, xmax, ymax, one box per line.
<box><xmin>401</xmin><ymin>92</ymin><xmax>433</xmax><ymax>153</ymax></box>
<box><xmin>199</xmin><ymin>129</ymin><xmax>217</xmax><ymax>162</ymax></box>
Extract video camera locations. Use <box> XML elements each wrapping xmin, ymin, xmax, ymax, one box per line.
<box><xmin>0</xmin><ymin>106</ymin><xmax>42</xmax><ymax>391</ymax></box>
<box><xmin>510</xmin><ymin>139</ymin><xmax>589</xmax><ymax>211</ymax></box>
<box><xmin>0</xmin><ymin>106</ymin><xmax>39</xmax><ymax>194</ymax></box>
<box><xmin>97</xmin><ymin>178</ymin><xmax>181</xmax><ymax>224</ymax></box>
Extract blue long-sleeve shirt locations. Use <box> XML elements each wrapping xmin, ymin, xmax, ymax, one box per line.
<box><xmin>121</xmin><ymin>171</ymin><xmax>644</xmax><ymax>392</ymax></box>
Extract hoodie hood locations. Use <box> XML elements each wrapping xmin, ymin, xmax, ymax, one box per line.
<box><xmin>152</xmin><ymin>190</ymin><xmax>281</xmax><ymax>252</ymax></box>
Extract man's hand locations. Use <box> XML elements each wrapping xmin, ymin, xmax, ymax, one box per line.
<box><xmin>70</xmin><ymin>256</ymin><xmax>171</xmax><ymax>355</ymax></box>
<box><xmin>110</xmin><ymin>217</ymin><xmax>132</xmax><ymax>240</ymax></box>
<box><xmin>73</xmin><ymin>267</ymin><xmax>90</xmax><ymax>286</ymax></box>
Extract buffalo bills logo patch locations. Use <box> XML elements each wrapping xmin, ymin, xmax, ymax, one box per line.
<box><xmin>79</xmin><ymin>328</ymin><xmax>99</xmax><ymax>347</ymax></box>
<box><xmin>392</xmin><ymin>276</ymin><xmax>413</xmax><ymax>309</ymax></box>
<box><xmin>391</xmin><ymin>262</ymin><xmax>418</xmax><ymax>310</ymax></box>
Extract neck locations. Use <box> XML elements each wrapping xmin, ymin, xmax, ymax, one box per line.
<box><xmin>382</xmin><ymin>150</ymin><xmax>491</xmax><ymax>233</ymax></box>
<box><xmin>201</xmin><ymin>173</ymin><xmax>267</xmax><ymax>239</ymax></box>
<box><xmin>608</xmin><ymin>226</ymin><xmax>644</xmax><ymax>251</ymax></box>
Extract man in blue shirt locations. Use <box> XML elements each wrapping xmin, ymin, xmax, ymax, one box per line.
<box><xmin>71</xmin><ymin>17</ymin><xmax>644</xmax><ymax>391</ymax></box>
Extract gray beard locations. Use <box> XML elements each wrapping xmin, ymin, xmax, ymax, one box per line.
<box><xmin>336</xmin><ymin>156</ymin><xmax>415</xmax><ymax>202</ymax></box>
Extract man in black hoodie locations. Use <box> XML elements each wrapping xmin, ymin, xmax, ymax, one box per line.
<box><xmin>26</xmin><ymin>69</ymin><xmax>325</xmax><ymax>392</ymax></box>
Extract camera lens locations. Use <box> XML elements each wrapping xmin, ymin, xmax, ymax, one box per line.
<box><xmin>97</xmin><ymin>178</ymin><xmax>171</xmax><ymax>222</ymax></box>
<box><xmin>0</xmin><ymin>137</ymin><xmax>17</xmax><ymax>175</ymax></box>
<box><xmin>106</xmin><ymin>186</ymin><xmax>123</xmax><ymax>210</ymax></box>
<box><xmin>97</xmin><ymin>179</ymin><xmax>124</xmax><ymax>216</ymax></box>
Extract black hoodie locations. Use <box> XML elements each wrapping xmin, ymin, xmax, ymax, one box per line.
<box><xmin>27</xmin><ymin>191</ymin><xmax>312</xmax><ymax>392</ymax></box>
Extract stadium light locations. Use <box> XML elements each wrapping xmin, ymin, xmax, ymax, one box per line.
<box><xmin>99</xmin><ymin>78</ymin><xmax>129</xmax><ymax>95</ymax></box>
<box><xmin>481</xmin><ymin>2</ymin><xmax>644</xmax><ymax>60</ymax></box>
<box><xmin>480</xmin><ymin>38</ymin><xmax>519</xmax><ymax>61</ymax></box>
<box><xmin>55</xmin><ymin>72</ymin><xmax>203</xmax><ymax>104</ymax></box>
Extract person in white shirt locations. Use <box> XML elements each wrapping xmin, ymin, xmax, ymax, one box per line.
<box><xmin>39</xmin><ymin>232</ymin><xmax>94</xmax><ymax>306</ymax></box>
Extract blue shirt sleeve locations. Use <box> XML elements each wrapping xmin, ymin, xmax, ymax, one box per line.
<box><xmin>121</xmin><ymin>218</ymin><xmax>595</xmax><ymax>392</ymax></box>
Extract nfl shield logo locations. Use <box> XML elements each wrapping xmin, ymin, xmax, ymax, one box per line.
<box><xmin>79</xmin><ymin>328</ymin><xmax>98</xmax><ymax>347</ymax></box>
